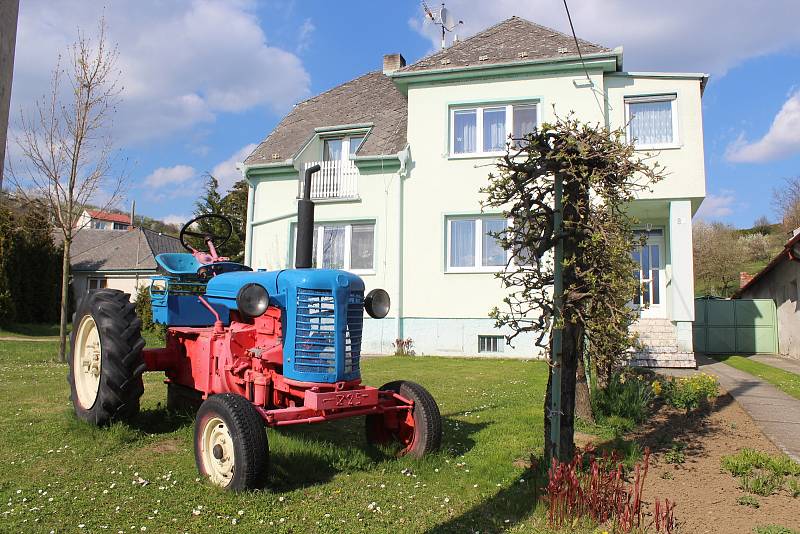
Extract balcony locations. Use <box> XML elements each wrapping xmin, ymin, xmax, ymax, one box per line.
<box><xmin>299</xmin><ymin>160</ymin><xmax>359</xmax><ymax>200</ymax></box>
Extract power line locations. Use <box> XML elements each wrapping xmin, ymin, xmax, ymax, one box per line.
<box><xmin>562</xmin><ymin>0</ymin><xmax>608</xmax><ymax>118</ymax></box>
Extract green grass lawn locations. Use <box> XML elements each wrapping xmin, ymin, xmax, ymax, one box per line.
<box><xmin>0</xmin><ymin>338</ymin><xmax>584</xmax><ymax>533</ymax></box>
<box><xmin>710</xmin><ymin>355</ymin><xmax>800</xmax><ymax>400</ymax></box>
<box><xmin>0</xmin><ymin>322</ymin><xmax>65</xmax><ymax>338</ymax></box>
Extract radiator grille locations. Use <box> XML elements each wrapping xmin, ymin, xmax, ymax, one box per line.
<box><xmin>295</xmin><ymin>288</ymin><xmax>336</xmax><ymax>374</ymax></box>
<box><xmin>345</xmin><ymin>291</ymin><xmax>364</xmax><ymax>374</ymax></box>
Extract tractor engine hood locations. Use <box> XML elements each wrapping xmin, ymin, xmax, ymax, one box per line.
<box><xmin>204</xmin><ymin>269</ymin><xmax>365</xmax><ymax>311</ymax></box>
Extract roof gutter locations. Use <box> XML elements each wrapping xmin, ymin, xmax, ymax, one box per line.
<box><xmin>389</xmin><ymin>51</ymin><xmax>620</xmax><ymax>85</ymax></box>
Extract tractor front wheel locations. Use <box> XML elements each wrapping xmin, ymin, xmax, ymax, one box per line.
<box><xmin>68</xmin><ymin>289</ymin><xmax>146</xmax><ymax>426</ymax></box>
<box><xmin>194</xmin><ymin>394</ymin><xmax>269</xmax><ymax>491</ymax></box>
<box><xmin>366</xmin><ymin>381</ymin><xmax>442</xmax><ymax>458</ymax></box>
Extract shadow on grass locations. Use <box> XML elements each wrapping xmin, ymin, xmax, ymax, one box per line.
<box><xmin>0</xmin><ymin>322</ymin><xmax>64</xmax><ymax>337</ymax></box>
<box><xmin>270</xmin><ymin>416</ymin><xmax>487</xmax><ymax>492</ymax></box>
<box><xmin>426</xmin><ymin>460</ymin><xmax>548</xmax><ymax>533</ymax></box>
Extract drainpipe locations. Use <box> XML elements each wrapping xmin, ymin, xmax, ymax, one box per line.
<box><xmin>237</xmin><ymin>162</ymin><xmax>256</xmax><ymax>266</ymax></box>
<box><xmin>395</xmin><ymin>145</ymin><xmax>411</xmax><ymax>344</ymax></box>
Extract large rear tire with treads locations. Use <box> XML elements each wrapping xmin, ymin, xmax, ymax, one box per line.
<box><xmin>68</xmin><ymin>289</ymin><xmax>146</xmax><ymax>426</ymax></box>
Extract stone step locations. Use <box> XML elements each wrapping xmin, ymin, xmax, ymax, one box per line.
<box><xmin>630</xmin><ymin>352</ymin><xmax>697</xmax><ymax>369</ymax></box>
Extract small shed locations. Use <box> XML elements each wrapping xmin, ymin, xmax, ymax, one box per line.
<box><xmin>734</xmin><ymin>230</ymin><xmax>800</xmax><ymax>357</ymax></box>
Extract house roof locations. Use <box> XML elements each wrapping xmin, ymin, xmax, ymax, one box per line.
<box><xmin>245</xmin><ymin>71</ymin><xmax>408</xmax><ymax>165</ymax></box>
<box><xmin>399</xmin><ymin>16</ymin><xmax>613</xmax><ymax>73</ymax></box>
<box><xmin>87</xmin><ymin>209</ymin><xmax>131</xmax><ymax>225</ymax></box>
<box><xmin>733</xmin><ymin>231</ymin><xmax>800</xmax><ymax>298</ymax></box>
<box><xmin>58</xmin><ymin>227</ymin><xmax>184</xmax><ymax>272</ymax></box>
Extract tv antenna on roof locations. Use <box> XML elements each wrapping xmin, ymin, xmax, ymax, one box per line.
<box><xmin>422</xmin><ymin>2</ymin><xmax>463</xmax><ymax>49</ymax></box>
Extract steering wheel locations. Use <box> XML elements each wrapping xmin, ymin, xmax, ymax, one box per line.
<box><xmin>179</xmin><ymin>214</ymin><xmax>233</xmax><ymax>254</ymax></box>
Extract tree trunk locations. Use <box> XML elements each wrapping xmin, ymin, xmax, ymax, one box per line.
<box><xmin>58</xmin><ymin>239</ymin><xmax>71</xmax><ymax>362</ymax></box>
<box><xmin>575</xmin><ymin>344</ymin><xmax>594</xmax><ymax>423</ymax></box>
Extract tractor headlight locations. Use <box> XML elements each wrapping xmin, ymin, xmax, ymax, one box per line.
<box><xmin>364</xmin><ymin>288</ymin><xmax>390</xmax><ymax>319</ymax></box>
<box><xmin>236</xmin><ymin>283</ymin><xmax>269</xmax><ymax>318</ymax></box>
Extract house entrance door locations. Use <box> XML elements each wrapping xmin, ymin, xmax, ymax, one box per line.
<box><xmin>632</xmin><ymin>229</ymin><xmax>666</xmax><ymax>318</ymax></box>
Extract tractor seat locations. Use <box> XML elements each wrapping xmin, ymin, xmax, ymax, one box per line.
<box><xmin>155</xmin><ymin>253</ymin><xmax>202</xmax><ymax>276</ymax></box>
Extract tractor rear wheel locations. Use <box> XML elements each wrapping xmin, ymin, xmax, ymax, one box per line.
<box><xmin>194</xmin><ymin>394</ymin><xmax>269</xmax><ymax>491</ymax></box>
<box><xmin>68</xmin><ymin>289</ymin><xmax>146</xmax><ymax>426</ymax></box>
<box><xmin>366</xmin><ymin>380</ymin><xmax>442</xmax><ymax>458</ymax></box>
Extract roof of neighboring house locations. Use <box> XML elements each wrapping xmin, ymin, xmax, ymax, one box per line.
<box><xmin>245</xmin><ymin>71</ymin><xmax>408</xmax><ymax>165</ymax></box>
<box><xmin>399</xmin><ymin>16</ymin><xmax>613</xmax><ymax>73</ymax></box>
<box><xmin>86</xmin><ymin>209</ymin><xmax>131</xmax><ymax>225</ymax></box>
<box><xmin>57</xmin><ymin>227</ymin><xmax>184</xmax><ymax>272</ymax></box>
<box><xmin>733</xmin><ymin>231</ymin><xmax>800</xmax><ymax>298</ymax></box>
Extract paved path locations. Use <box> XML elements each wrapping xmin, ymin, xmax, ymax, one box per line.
<box><xmin>663</xmin><ymin>355</ymin><xmax>800</xmax><ymax>463</ymax></box>
<box><xmin>749</xmin><ymin>354</ymin><xmax>800</xmax><ymax>375</ymax></box>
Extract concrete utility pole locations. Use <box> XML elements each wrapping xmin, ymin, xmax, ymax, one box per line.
<box><xmin>0</xmin><ymin>0</ymin><xmax>20</xmax><ymax>191</ymax></box>
<box><xmin>549</xmin><ymin>173</ymin><xmax>564</xmax><ymax>461</ymax></box>
<box><xmin>0</xmin><ymin>0</ymin><xmax>19</xmax><ymax>191</ymax></box>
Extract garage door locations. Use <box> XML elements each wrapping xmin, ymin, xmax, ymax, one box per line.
<box><xmin>693</xmin><ymin>298</ymin><xmax>778</xmax><ymax>354</ymax></box>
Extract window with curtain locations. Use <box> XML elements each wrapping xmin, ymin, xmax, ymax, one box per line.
<box><xmin>453</xmin><ymin>110</ymin><xmax>477</xmax><ymax>154</ymax></box>
<box><xmin>297</xmin><ymin>222</ymin><xmax>376</xmax><ymax>271</ymax></box>
<box><xmin>349</xmin><ymin>135</ymin><xmax>365</xmax><ymax>157</ymax></box>
<box><xmin>448</xmin><ymin>216</ymin><xmax>507</xmax><ymax>271</ymax></box>
<box><xmin>323</xmin><ymin>138</ymin><xmax>343</xmax><ymax>161</ymax></box>
<box><xmin>483</xmin><ymin>107</ymin><xmax>506</xmax><ymax>152</ymax></box>
<box><xmin>627</xmin><ymin>97</ymin><xmax>676</xmax><ymax>146</ymax></box>
<box><xmin>512</xmin><ymin>104</ymin><xmax>538</xmax><ymax>144</ymax></box>
<box><xmin>451</xmin><ymin>102</ymin><xmax>538</xmax><ymax>155</ymax></box>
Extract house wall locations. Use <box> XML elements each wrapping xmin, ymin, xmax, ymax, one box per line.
<box><xmin>71</xmin><ymin>271</ymin><xmax>153</xmax><ymax>303</ymax></box>
<box><xmin>245</xmin><ymin>66</ymin><xmax>706</xmax><ymax>358</ymax></box>
<box><xmin>739</xmin><ymin>259</ymin><xmax>800</xmax><ymax>358</ymax></box>
<box><xmin>605</xmin><ymin>74</ymin><xmax>706</xmax><ymax>203</ymax></box>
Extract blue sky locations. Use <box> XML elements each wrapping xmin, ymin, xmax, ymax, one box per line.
<box><xmin>8</xmin><ymin>1</ymin><xmax>800</xmax><ymax>228</ymax></box>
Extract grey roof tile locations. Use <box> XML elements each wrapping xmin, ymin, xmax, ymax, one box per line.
<box><xmin>401</xmin><ymin>16</ymin><xmax>612</xmax><ymax>72</ymax></box>
<box><xmin>58</xmin><ymin>227</ymin><xmax>183</xmax><ymax>272</ymax></box>
<box><xmin>245</xmin><ymin>71</ymin><xmax>408</xmax><ymax>165</ymax></box>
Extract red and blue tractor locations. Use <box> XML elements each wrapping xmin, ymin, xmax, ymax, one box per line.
<box><xmin>68</xmin><ymin>165</ymin><xmax>442</xmax><ymax>490</ymax></box>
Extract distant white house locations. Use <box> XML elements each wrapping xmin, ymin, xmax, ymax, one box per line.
<box><xmin>76</xmin><ymin>209</ymin><xmax>132</xmax><ymax>231</ymax></box>
<box><xmin>239</xmin><ymin>17</ymin><xmax>708</xmax><ymax>366</ymax></box>
<box><xmin>57</xmin><ymin>227</ymin><xmax>184</xmax><ymax>301</ymax></box>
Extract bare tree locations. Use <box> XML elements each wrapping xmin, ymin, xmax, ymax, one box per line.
<box><xmin>9</xmin><ymin>19</ymin><xmax>124</xmax><ymax>361</ymax></box>
<box><xmin>772</xmin><ymin>176</ymin><xmax>800</xmax><ymax>234</ymax></box>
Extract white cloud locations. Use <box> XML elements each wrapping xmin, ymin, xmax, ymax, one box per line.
<box><xmin>725</xmin><ymin>90</ymin><xmax>800</xmax><ymax>163</ymax></box>
<box><xmin>296</xmin><ymin>18</ymin><xmax>315</xmax><ymax>54</ymax></box>
<box><xmin>144</xmin><ymin>165</ymin><xmax>196</xmax><ymax>188</ymax></box>
<box><xmin>211</xmin><ymin>143</ymin><xmax>258</xmax><ymax>192</ymax></box>
<box><xmin>11</xmin><ymin>0</ymin><xmax>311</xmax><ymax>145</ymax></box>
<box><xmin>695</xmin><ymin>192</ymin><xmax>736</xmax><ymax>221</ymax></box>
<box><xmin>162</xmin><ymin>214</ymin><xmax>191</xmax><ymax>227</ymax></box>
<box><xmin>409</xmin><ymin>1</ymin><xmax>800</xmax><ymax>76</ymax></box>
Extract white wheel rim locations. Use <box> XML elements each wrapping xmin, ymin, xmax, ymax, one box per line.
<box><xmin>73</xmin><ymin>315</ymin><xmax>102</xmax><ymax>408</ymax></box>
<box><xmin>201</xmin><ymin>416</ymin><xmax>235</xmax><ymax>487</ymax></box>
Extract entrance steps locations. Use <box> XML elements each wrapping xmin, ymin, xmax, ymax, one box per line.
<box><xmin>629</xmin><ymin>318</ymin><xmax>697</xmax><ymax>368</ymax></box>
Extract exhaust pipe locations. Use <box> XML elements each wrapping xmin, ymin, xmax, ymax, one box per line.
<box><xmin>295</xmin><ymin>164</ymin><xmax>320</xmax><ymax>268</ymax></box>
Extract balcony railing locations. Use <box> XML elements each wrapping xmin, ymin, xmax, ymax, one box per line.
<box><xmin>299</xmin><ymin>160</ymin><xmax>359</xmax><ymax>200</ymax></box>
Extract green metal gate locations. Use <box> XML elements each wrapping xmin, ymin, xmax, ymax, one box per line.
<box><xmin>693</xmin><ymin>298</ymin><xmax>778</xmax><ymax>354</ymax></box>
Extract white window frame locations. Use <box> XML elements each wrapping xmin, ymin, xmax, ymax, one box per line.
<box><xmin>449</xmin><ymin>102</ymin><xmax>539</xmax><ymax>158</ymax></box>
<box><xmin>445</xmin><ymin>215</ymin><xmax>509</xmax><ymax>273</ymax></box>
<box><xmin>624</xmin><ymin>94</ymin><xmax>680</xmax><ymax>150</ymax></box>
<box><xmin>322</xmin><ymin>134</ymin><xmax>366</xmax><ymax>161</ymax></box>
<box><xmin>293</xmin><ymin>221</ymin><xmax>376</xmax><ymax>275</ymax></box>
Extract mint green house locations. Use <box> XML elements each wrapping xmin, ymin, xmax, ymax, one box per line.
<box><xmin>238</xmin><ymin>17</ymin><xmax>707</xmax><ymax>366</ymax></box>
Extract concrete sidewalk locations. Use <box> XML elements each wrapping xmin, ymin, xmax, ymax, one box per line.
<box><xmin>665</xmin><ymin>354</ymin><xmax>800</xmax><ymax>462</ymax></box>
<box><xmin>749</xmin><ymin>354</ymin><xmax>800</xmax><ymax>375</ymax></box>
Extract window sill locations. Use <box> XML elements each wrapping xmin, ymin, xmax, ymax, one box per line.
<box><xmin>445</xmin><ymin>267</ymin><xmax>504</xmax><ymax>274</ymax></box>
<box><xmin>447</xmin><ymin>152</ymin><xmax>506</xmax><ymax>160</ymax></box>
<box><xmin>632</xmin><ymin>143</ymin><xmax>682</xmax><ymax>151</ymax></box>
